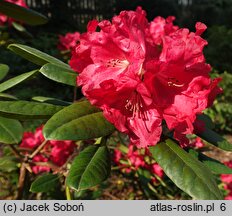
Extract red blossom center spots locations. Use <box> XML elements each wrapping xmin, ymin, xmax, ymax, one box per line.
<box><xmin>125</xmin><ymin>91</ymin><xmax>148</xmax><ymax>121</ymax></box>
<box><xmin>106</xmin><ymin>59</ymin><xmax>129</xmax><ymax>68</ymax></box>
<box><xmin>167</xmin><ymin>77</ymin><xmax>184</xmax><ymax>87</ymax></box>
<box><xmin>158</xmin><ymin>74</ymin><xmax>185</xmax><ymax>88</ymax></box>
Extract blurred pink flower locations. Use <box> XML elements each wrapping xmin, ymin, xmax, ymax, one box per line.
<box><xmin>58</xmin><ymin>32</ymin><xmax>80</xmax><ymax>51</ymax></box>
<box><xmin>19</xmin><ymin>126</ymin><xmax>76</xmax><ymax>174</ymax></box>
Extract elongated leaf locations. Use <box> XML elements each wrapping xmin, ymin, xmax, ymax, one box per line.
<box><xmin>197</xmin><ymin>128</ymin><xmax>232</xmax><ymax>151</ymax></box>
<box><xmin>0</xmin><ymin>156</ymin><xmax>18</xmax><ymax>172</ymax></box>
<box><xmin>43</xmin><ymin>101</ymin><xmax>115</xmax><ymax>140</ymax></box>
<box><xmin>0</xmin><ymin>64</ymin><xmax>9</xmax><ymax>81</ymax></box>
<box><xmin>0</xmin><ymin>1</ymin><xmax>48</xmax><ymax>26</ymax></box>
<box><xmin>30</xmin><ymin>173</ymin><xmax>59</xmax><ymax>192</ymax></box>
<box><xmin>197</xmin><ymin>114</ymin><xmax>214</xmax><ymax>129</ymax></box>
<box><xmin>150</xmin><ymin>139</ymin><xmax>223</xmax><ymax>200</ymax></box>
<box><xmin>66</xmin><ymin>145</ymin><xmax>111</xmax><ymax>191</ymax></box>
<box><xmin>0</xmin><ymin>93</ymin><xmax>18</xmax><ymax>101</ymax></box>
<box><xmin>39</xmin><ymin>63</ymin><xmax>77</xmax><ymax>86</ymax></box>
<box><xmin>188</xmin><ymin>149</ymin><xmax>232</xmax><ymax>174</ymax></box>
<box><xmin>32</xmin><ymin>96</ymin><xmax>71</xmax><ymax>106</ymax></box>
<box><xmin>12</xmin><ymin>22</ymin><xmax>33</xmax><ymax>38</ymax></box>
<box><xmin>8</xmin><ymin>44</ymin><xmax>69</xmax><ymax>68</ymax></box>
<box><xmin>0</xmin><ymin>116</ymin><xmax>23</xmax><ymax>144</ymax></box>
<box><xmin>12</xmin><ymin>21</ymin><xmax>26</xmax><ymax>32</ymax></box>
<box><xmin>0</xmin><ymin>70</ymin><xmax>38</xmax><ymax>92</ymax></box>
<box><xmin>0</xmin><ymin>101</ymin><xmax>64</xmax><ymax>119</ymax></box>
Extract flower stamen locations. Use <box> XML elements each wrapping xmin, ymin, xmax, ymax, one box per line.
<box><xmin>125</xmin><ymin>91</ymin><xmax>148</xmax><ymax>121</ymax></box>
<box><xmin>106</xmin><ymin>59</ymin><xmax>129</xmax><ymax>68</ymax></box>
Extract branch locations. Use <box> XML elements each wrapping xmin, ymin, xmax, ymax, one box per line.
<box><xmin>29</xmin><ymin>140</ymin><xmax>48</xmax><ymax>159</ymax></box>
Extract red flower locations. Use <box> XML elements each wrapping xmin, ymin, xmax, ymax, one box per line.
<box><xmin>70</xmin><ymin>7</ymin><xmax>222</xmax><ymax>148</ymax></box>
<box><xmin>49</xmin><ymin>140</ymin><xmax>76</xmax><ymax>166</ymax></box>
<box><xmin>58</xmin><ymin>32</ymin><xmax>80</xmax><ymax>51</ymax></box>
<box><xmin>149</xmin><ymin>16</ymin><xmax>178</xmax><ymax>45</ymax></box>
<box><xmin>225</xmin><ymin>193</ymin><xmax>232</xmax><ymax>200</ymax></box>
<box><xmin>19</xmin><ymin>126</ymin><xmax>76</xmax><ymax>174</ymax></box>
<box><xmin>0</xmin><ymin>0</ymin><xmax>28</xmax><ymax>26</ymax></box>
<box><xmin>150</xmin><ymin>163</ymin><xmax>164</xmax><ymax>178</ymax></box>
<box><xmin>220</xmin><ymin>161</ymin><xmax>232</xmax><ymax>200</ymax></box>
<box><xmin>20</xmin><ymin>131</ymin><xmax>40</xmax><ymax>149</ymax></box>
<box><xmin>189</xmin><ymin>137</ymin><xmax>205</xmax><ymax>148</ymax></box>
<box><xmin>32</xmin><ymin>154</ymin><xmax>50</xmax><ymax>174</ymax></box>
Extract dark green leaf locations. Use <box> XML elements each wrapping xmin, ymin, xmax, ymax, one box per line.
<box><xmin>0</xmin><ymin>101</ymin><xmax>64</xmax><ymax>119</ymax></box>
<box><xmin>0</xmin><ymin>116</ymin><xmax>23</xmax><ymax>144</ymax></box>
<box><xmin>188</xmin><ymin>149</ymin><xmax>232</xmax><ymax>174</ymax></box>
<box><xmin>0</xmin><ymin>156</ymin><xmax>18</xmax><ymax>172</ymax></box>
<box><xmin>0</xmin><ymin>93</ymin><xmax>18</xmax><ymax>101</ymax></box>
<box><xmin>32</xmin><ymin>96</ymin><xmax>71</xmax><ymax>106</ymax></box>
<box><xmin>197</xmin><ymin>128</ymin><xmax>232</xmax><ymax>151</ymax></box>
<box><xmin>39</xmin><ymin>63</ymin><xmax>77</xmax><ymax>86</ymax></box>
<box><xmin>30</xmin><ymin>173</ymin><xmax>59</xmax><ymax>192</ymax></box>
<box><xmin>0</xmin><ymin>1</ymin><xmax>48</xmax><ymax>26</ymax></box>
<box><xmin>66</xmin><ymin>145</ymin><xmax>111</xmax><ymax>191</ymax></box>
<box><xmin>197</xmin><ymin>114</ymin><xmax>214</xmax><ymax>129</ymax></box>
<box><xmin>8</xmin><ymin>44</ymin><xmax>69</xmax><ymax>68</ymax></box>
<box><xmin>150</xmin><ymin>139</ymin><xmax>223</xmax><ymax>200</ymax></box>
<box><xmin>12</xmin><ymin>22</ymin><xmax>33</xmax><ymax>38</ymax></box>
<box><xmin>43</xmin><ymin>101</ymin><xmax>115</xmax><ymax>140</ymax></box>
<box><xmin>0</xmin><ymin>70</ymin><xmax>38</xmax><ymax>92</ymax></box>
<box><xmin>0</xmin><ymin>64</ymin><xmax>9</xmax><ymax>81</ymax></box>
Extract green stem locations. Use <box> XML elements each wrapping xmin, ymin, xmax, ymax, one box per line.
<box><xmin>65</xmin><ymin>186</ymin><xmax>72</xmax><ymax>200</ymax></box>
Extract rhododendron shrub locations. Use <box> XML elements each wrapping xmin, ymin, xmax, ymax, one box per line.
<box><xmin>19</xmin><ymin>126</ymin><xmax>76</xmax><ymax>174</ymax></box>
<box><xmin>114</xmin><ymin>143</ymin><xmax>164</xmax><ymax>181</ymax></box>
<box><xmin>1</xmin><ymin>5</ymin><xmax>232</xmax><ymax>200</ymax></box>
<box><xmin>70</xmin><ymin>7</ymin><xmax>222</xmax><ymax>148</ymax></box>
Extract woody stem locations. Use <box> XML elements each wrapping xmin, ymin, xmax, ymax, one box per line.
<box><xmin>29</xmin><ymin>140</ymin><xmax>48</xmax><ymax>159</ymax></box>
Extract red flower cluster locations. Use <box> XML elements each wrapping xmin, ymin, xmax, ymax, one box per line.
<box><xmin>19</xmin><ymin>126</ymin><xmax>76</xmax><ymax>174</ymax></box>
<box><xmin>0</xmin><ymin>0</ymin><xmax>28</xmax><ymax>26</ymax></box>
<box><xmin>220</xmin><ymin>161</ymin><xmax>232</xmax><ymax>200</ymax></box>
<box><xmin>57</xmin><ymin>32</ymin><xmax>80</xmax><ymax>51</ymax></box>
<box><xmin>70</xmin><ymin>7</ymin><xmax>222</xmax><ymax>148</ymax></box>
<box><xmin>114</xmin><ymin>143</ymin><xmax>164</xmax><ymax>182</ymax></box>
<box><xmin>189</xmin><ymin>137</ymin><xmax>205</xmax><ymax>149</ymax></box>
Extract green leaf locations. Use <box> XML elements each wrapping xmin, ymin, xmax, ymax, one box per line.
<box><xmin>0</xmin><ymin>70</ymin><xmax>38</xmax><ymax>93</ymax></box>
<box><xmin>0</xmin><ymin>1</ymin><xmax>48</xmax><ymax>26</ymax></box>
<box><xmin>32</xmin><ymin>96</ymin><xmax>71</xmax><ymax>106</ymax></box>
<box><xmin>0</xmin><ymin>156</ymin><xmax>18</xmax><ymax>172</ymax></box>
<box><xmin>8</xmin><ymin>44</ymin><xmax>69</xmax><ymax>68</ymax></box>
<box><xmin>66</xmin><ymin>145</ymin><xmax>111</xmax><ymax>191</ymax></box>
<box><xmin>150</xmin><ymin>139</ymin><xmax>223</xmax><ymax>200</ymax></box>
<box><xmin>12</xmin><ymin>22</ymin><xmax>33</xmax><ymax>38</ymax></box>
<box><xmin>197</xmin><ymin>128</ymin><xmax>232</xmax><ymax>151</ymax></box>
<box><xmin>197</xmin><ymin>113</ymin><xmax>214</xmax><ymax>129</ymax></box>
<box><xmin>12</xmin><ymin>22</ymin><xmax>26</xmax><ymax>32</ymax></box>
<box><xmin>0</xmin><ymin>116</ymin><xmax>23</xmax><ymax>144</ymax></box>
<box><xmin>0</xmin><ymin>101</ymin><xmax>64</xmax><ymax>119</ymax></box>
<box><xmin>30</xmin><ymin>173</ymin><xmax>60</xmax><ymax>193</ymax></box>
<box><xmin>0</xmin><ymin>93</ymin><xmax>18</xmax><ymax>101</ymax></box>
<box><xmin>39</xmin><ymin>63</ymin><xmax>77</xmax><ymax>86</ymax></box>
<box><xmin>43</xmin><ymin>101</ymin><xmax>115</xmax><ymax>140</ymax></box>
<box><xmin>188</xmin><ymin>149</ymin><xmax>232</xmax><ymax>174</ymax></box>
<box><xmin>0</xmin><ymin>64</ymin><xmax>9</xmax><ymax>81</ymax></box>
